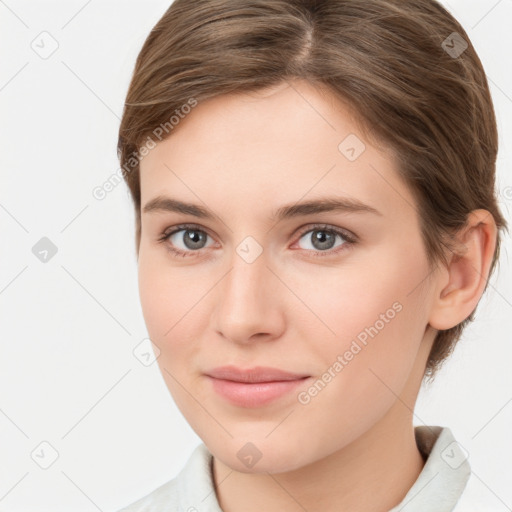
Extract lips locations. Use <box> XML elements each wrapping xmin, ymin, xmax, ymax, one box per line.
<box><xmin>205</xmin><ymin>365</ymin><xmax>310</xmax><ymax>407</ymax></box>
<box><xmin>205</xmin><ymin>365</ymin><xmax>310</xmax><ymax>383</ymax></box>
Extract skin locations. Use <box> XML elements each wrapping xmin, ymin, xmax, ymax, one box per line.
<box><xmin>137</xmin><ymin>79</ymin><xmax>497</xmax><ymax>512</ymax></box>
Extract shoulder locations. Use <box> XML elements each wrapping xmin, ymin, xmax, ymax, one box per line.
<box><xmin>116</xmin><ymin>477</ymin><xmax>180</xmax><ymax>512</ymax></box>
<box><xmin>451</xmin><ymin>471</ymin><xmax>507</xmax><ymax>512</ymax></box>
<box><xmin>115</xmin><ymin>443</ymin><xmax>215</xmax><ymax>512</ymax></box>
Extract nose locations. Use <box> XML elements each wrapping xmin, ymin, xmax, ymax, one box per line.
<box><xmin>211</xmin><ymin>249</ymin><xmax>285</xmax><ymax>345</ymax></box>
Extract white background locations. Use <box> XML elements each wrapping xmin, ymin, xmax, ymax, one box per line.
<box><xmin>0</xmin><ymin>1</ymin><xmax>511</xmax><ymax>511</ymax></box>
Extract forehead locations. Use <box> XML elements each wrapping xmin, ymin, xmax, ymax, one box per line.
<box><xmin>139</xmin><ymin>81</ymin><xmax>413</xmax><ymax>220</ymax></box>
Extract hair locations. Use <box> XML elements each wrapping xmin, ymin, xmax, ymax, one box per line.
<box><xmin>117</xmin><ymin>0</ymin><xmax>508</xmax><ymax>380</ymax></box>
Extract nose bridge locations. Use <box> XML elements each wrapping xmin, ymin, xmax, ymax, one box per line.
<box><xmin>212</xmin><ymin>240</ymin><xmax>281</xmax><ymax>342</ymax></box>
<box><xmin>221</xmin><ymin>245</ymin><xmax>268</xmax><ymax>315</ymax></box>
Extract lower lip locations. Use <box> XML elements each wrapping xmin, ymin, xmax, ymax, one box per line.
<box><xmin>207</xmin><ymin>376</ymin><xmax>309</xmax><ymax>408</ymax></box>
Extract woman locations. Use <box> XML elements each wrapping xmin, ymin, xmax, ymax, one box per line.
<box><xmin>116</xmin><ymin>0</ymin><xmax>508</xmax><ymax>510</ymax></box>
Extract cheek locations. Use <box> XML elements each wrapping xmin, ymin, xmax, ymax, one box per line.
<box><xmin>138</xmin><ymin>247</ymin><xmax>200</xmax><ymax>337</ymax></box>
<box><xmin>286</xmin><ymin>257</ymin><xmax>423</xmax><ymax>340</ymax></box>
<box><xmin>137</xmin><ymin>248</ymin><xmax>212</xmax><ymax>376</ymax></box>
<box><xmin>137</xmin><ymin>256</ymin><xmax>199</xmax><ymax>406</ymax></box>
<box><xmin>288</xmin><ymin>260</ymin><xmax>428</xmax><ymax>447</ymax></box>
<box><xmin>138</xmin><ymin>254</ymin><xmax>169</xmax><ymax>338</ymax></box>
<box><xmin>293</xmin><ymin>243</ymin><xmax>430</xmax><ymax>380</ymax></box>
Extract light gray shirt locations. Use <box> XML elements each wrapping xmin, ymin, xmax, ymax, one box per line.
<box><xmin>117</xmin><ymin>425</ymin><xmax>471</xmax><ymax>512</ymax></box>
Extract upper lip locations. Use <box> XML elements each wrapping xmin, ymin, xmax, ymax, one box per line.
<box><xmin>205</xmin><ymin>365</ymin><xmax>310</xmax><ymax>383</ymax></box>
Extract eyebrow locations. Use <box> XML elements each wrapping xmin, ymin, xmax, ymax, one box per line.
<box><xmin>142</xmin><ymin>195</ymin><xmax>382</xmax><ymax>221</ymax></box>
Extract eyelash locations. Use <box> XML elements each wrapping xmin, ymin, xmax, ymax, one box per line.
<box><xmin>157</xmin><ymin>223</ymin><xmax>357</xmax><ymax>259</ymax></box>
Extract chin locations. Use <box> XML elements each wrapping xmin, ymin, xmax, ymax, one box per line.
<box><xmin>206</xmin><ymin>436</ymin><xmax>319</xmax><ymax>475</ymax></box>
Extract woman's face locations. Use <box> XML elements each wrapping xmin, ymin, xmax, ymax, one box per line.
<box><xmin>138</xmin><ymin>80</ymin><xmax>439</xmax><ymax>473</ymax></box>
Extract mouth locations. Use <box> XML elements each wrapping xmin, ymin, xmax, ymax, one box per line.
<box><xmin>204</xmin><ymin>366</ymin><xmax>311</xmax><ymax>407</ymax></box>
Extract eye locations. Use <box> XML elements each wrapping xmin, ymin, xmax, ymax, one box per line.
<box><xmin>158</xmin><ymin>223</ymin><xmax>357</xmax><ymax>259</ymax></box>
<box><xmin>293</xmin><ymin>224</ymin><xmax>356</xmax><ymax>257</ymax></box>
<box><xmin>157</xmin><ymin>224</ymin><xmax>215</xmax><ymax>258</ymax></box>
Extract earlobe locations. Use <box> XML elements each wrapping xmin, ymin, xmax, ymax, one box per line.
<box><xmin>428</xmin><ymin>209</ymin><xmax>497</xmax><ymax>331</ymax></box>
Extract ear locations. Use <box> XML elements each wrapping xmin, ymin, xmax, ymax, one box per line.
<box><xmin>428</xmin><ymin>209</ymin><xmax>498</xmax><ymax>331</ymax></box>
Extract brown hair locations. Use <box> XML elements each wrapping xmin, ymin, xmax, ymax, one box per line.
<box><xmin>117</xmin><ymin>0</ymin><xmax>508</xmax><ymax>380</ymax></box>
